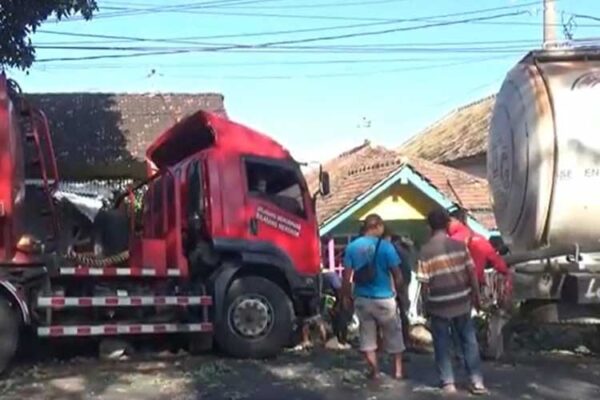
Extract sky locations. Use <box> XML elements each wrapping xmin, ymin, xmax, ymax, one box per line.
<box><xmin>6</xmin><ymin>0</ymin><xmax>600</xmax><ymax>162</ymax></box>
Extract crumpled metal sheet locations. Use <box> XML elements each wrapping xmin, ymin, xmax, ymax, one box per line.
<box><xmin>53</xmin><ymin>190</ymin><xmax>105</xmax><ymax>222</ymax></box>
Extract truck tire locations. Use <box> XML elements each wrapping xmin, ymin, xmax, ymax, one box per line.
<box><xmin>217</xmin><ymin>276</ymin><xmax>294</xmax><ymax>358</ymax></box>
<box><xmin>0</xmin><ymin>298</ymin><xmax>19</xmax><ymax>375</ymax></box>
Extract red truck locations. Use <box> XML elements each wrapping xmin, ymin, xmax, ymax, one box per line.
<box><xmin>0</xmin><ymin>73</ymin><xmax>330</xmax><ymax>372</ymax></box>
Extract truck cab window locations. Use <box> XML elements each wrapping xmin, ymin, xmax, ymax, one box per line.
<box><xmin>245</xmin><ymin>159</ymin><xmax>306</xmax><ymax>218</ymax></box>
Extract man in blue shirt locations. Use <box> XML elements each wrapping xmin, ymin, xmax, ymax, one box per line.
<box><xmin>341</xmin><ymin>214</ymin><xmax>408</xmax><ymax>380</ymax></box>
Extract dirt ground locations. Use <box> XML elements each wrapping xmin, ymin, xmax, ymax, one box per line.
<box><xmin>1</xmin><ymin>345</ymin><xmax>599</xmax><ymax>400</ymax></box>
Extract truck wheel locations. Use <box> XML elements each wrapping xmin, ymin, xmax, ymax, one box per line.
<box><xmin>0</xmin><ymin>298</ymin><xmax>19</xmax><ymax>375</ymax></box>
<box><xmin>217</xmin><ymin>276</ymin><xmax>294</xmax><ymax>358</ymax></box>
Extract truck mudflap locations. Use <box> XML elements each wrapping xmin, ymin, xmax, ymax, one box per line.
<box><xmin>0</xmin><ymin>280</ymin><xmax>30</xmax><ymax>324</ymax></box>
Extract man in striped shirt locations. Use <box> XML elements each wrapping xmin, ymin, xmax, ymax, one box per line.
<box><xmin>417</xmin><ymin>209</ymin><xmax>487</xmax><ymax>395</ymax></box>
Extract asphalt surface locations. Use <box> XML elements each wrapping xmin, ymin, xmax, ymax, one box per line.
<box><xmin>0</xmin><ymin>346</ymin><xmax>599</xmax><ymax>400</ymax></box>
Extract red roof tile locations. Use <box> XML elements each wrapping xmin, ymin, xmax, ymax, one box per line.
<box><xmin>307</xmin><ymin>142</ymin><xmax>496</xmax><ymax>229</ymax></box>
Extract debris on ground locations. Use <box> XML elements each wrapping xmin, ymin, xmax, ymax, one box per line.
<box><xmin>0</xmin><ymin>341</ymin><xmax>600</xmax><ymax>399</ymax></box>
<box><xmin>99</xmin><ymin>338</ymin><xmax>134</xmax><ymax>361</ymax></box>
<box><xmin>324</xmin><ymin>337</ymin><xmax>352</xmax><ymax>350</ymax></box>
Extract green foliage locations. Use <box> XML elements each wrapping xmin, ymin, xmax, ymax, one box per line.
<box><xmin>0</xmin><ymin>0</ymin><xmax>98</xmax><ymax>70</ymax></box>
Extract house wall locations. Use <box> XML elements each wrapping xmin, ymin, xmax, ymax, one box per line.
<box><xmin>445</xmin><ymin>154</ymin><xmax>487</xmax><ymax>180</ymax></box>
<box><xmin>329</xmin><ymin>183</ymin><xmax>436</xmax><ymax>235</ymax></box>
<box><xmin>322</xmin><ymin>182</ymin><xmax>440</xmax><ymax>266</ymax></box>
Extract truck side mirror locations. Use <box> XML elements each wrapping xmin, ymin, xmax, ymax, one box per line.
<box><xmin>320</xmin><ymin>171</ymin><xmax>330</xmax><ymax>196</ymax></box>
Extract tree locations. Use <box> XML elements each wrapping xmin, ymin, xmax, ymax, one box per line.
<box><xmin>0</xmin><ymin>1</ymin><xmax>98</xmax><ymax>70</ymax></box>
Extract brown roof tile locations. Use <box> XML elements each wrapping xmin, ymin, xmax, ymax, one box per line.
<box><xmin>27</xmin><ymin>92</ymin><xmax>227</xmax><ymax>180</ymax></box>
<box><xmin>398</xmin><ymin>95</ymin><xmax>495</xmax><ymax>163</ymax></box>
<box><xmin>307</xmin><ymin>142</ymin><xmax>496</xmax><ymax>229</ymax></box>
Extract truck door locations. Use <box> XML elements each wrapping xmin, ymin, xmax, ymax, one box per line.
<box><xmin>242</xmin><ymin>156</ymin><xmax>319</xmax><ymax>275</ymax></box>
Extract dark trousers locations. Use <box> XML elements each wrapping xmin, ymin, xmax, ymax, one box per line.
<box><xmin>331</xmin><ymin>302</ymin><xmax>353</xmax><ymax>344</ymax></box>
<box><xmin>430</xmin><ymin>313</ymin><xmax>483</xmax><ymax>386</ymax></box>
<box><xmin>399</xmin><ymin>307</ymin><xmax>410</xmax><ymax>347</ymax></box>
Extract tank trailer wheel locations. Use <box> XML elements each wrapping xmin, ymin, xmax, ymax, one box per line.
<box><xmin>0</xmin><ymin>298</ymin><xmax>19</xmax><ymax>375</ymax></box>
<box><xmin>217</xmin><ymin>276</ymin><xmax>294</xmax><ymax>358</ymax></box>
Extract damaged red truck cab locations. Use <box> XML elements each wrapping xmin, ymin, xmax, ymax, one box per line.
<box><xmin>143</xmin><ymin>111</ymin><xmax>326</xmax><ymax>356</ymax></box>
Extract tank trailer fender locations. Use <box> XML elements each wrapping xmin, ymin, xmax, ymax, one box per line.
<box><xmin>0</xmin><ymin>280</ymin><xmax>30</xmax><ymax>325</ymax></box>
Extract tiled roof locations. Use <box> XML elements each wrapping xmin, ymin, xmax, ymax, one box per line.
<box><xmin>398</xmin><ymin>95</ymin><xmax>495</xmax><ymax>163</ymax></box>
<box><xmin>307</xmin><ymin>142</ymin><xmax>496</xmax><ymax>229</ymax></box>
<box><xmin>27</xmin><ymin>92</ymin><xmax>227</xmax><ymax>180</ymax></box>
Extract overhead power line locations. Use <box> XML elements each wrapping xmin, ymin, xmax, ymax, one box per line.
<box><xmin>570</xmin><ymin>13</ymin><xmax>600</xmax><ymax>23</ymax></box>
<box><xmin>35</xmin><ymin>10</ymin><xmax>530</xmax><ymax>63</ymax></box>
<box><xmin>38</xmin><ymin>2</ymin><xmax>544</xmax><ymax>45</ymax></box>
<box><xmin>106</xmin><ymin>0</ymin><xmax>410</xmax><ymax>8</ymax></box>
<box><xmin>49</xmin><ymin>0</ymin><xmax>300</xmax><ymax>22</ymax></box>
<box><xmin>30</xmin><ymin>55</ymin><xmax>519</xmax><ymax>70</ymax></box>
<box><xmin>179</xmin><ymin>0</ymin><xmax>411</xmax><ymax>9</ymax></box>
<box><xmin>33</xmin><ymin>54</ymin><xmax>513</xmax><ymax>80</ymax></box>
<box><xmin>35</xmin><ymin>43</ymin><xmax>529</xmax><ymax>53</ymax></box>
<box><xmin>52</xmin><ymin>0</ymin><xmax>541</xmax><ymax>23</ymax></box>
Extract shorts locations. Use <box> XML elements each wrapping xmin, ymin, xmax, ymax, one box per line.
<box><xmin>354</xmin><ymin>297</ymin><xmax>405</xmax><ymax>354</ymax></box>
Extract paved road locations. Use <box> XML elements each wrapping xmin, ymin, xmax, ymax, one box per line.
<box><xmin>0</xmin><ymin>348</ymin><xmax>599</xmax><ymax>400</ymax></box>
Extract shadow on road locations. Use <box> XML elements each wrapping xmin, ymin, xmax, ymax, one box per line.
<box><xmin>1</xmin><ymin>346</ymin><xmax>600</xmax><ymax>400</ymax></box>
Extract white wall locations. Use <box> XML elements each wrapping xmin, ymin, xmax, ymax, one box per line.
<box><xmin>445</xmin><ymin>154</ymin><xmax>487</xmax><ymax>180</ymax></box>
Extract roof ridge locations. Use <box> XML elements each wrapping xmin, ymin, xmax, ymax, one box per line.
<box><xmin>454</xmin><ymin>93</ymin><xmax>496</xmax><ymax>113</ymax></box>
<box><xmin>28</xmin><ymin>92</ymin><xmax>225</xmax><ymax>97</ymax></box>
<box><xmin>408</xmin><ymin>155</ymin><xmax>488</xmax><ymax>184</ymax></box>
<box><xmin>337</xmin><ymin>139</ymin><xmax>371</xmax><ymax>159</ymax></box>
<box><xmin>346</xmin><ymin>157</ymin><xmax>405</xmax><ymax>176</ymax></box>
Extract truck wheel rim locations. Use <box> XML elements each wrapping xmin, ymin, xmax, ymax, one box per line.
<box><xmin>228</xmin><ymin>295</ymin><xmax>274</xmax><ymax>339</ymax></box>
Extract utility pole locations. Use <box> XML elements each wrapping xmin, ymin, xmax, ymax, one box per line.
<box><xmin>543</xmin><ymin>0</ymin><xmax>557</xmax><ymax>49</ymax></box>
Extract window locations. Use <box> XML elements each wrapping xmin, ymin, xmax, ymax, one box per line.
<box><xmin>245</xmin><ymin>159</ymin><xmax>306</xmax><ymax>218</ymax></box>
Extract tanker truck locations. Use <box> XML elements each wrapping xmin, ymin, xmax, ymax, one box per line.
<box><xmin>487</xmin><ymin>47</ymin><xmax>600</xmax><ymax>333</ymax></box>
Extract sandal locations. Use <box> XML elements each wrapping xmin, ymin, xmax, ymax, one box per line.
<box><xmin>441</xmin><ymin>383</ymin><xmax>458</xmax><ymax>395</ymax></box>
<box><xmin>470</xmin><ymin>384</ymin><xmax>489</xmax><ymax>395</ymax></box>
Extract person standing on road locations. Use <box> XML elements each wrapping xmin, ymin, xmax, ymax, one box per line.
<box><xmin>417</xmin><ymin>209</ymin><xmax>487</xmax><ymax>395</ymax></box>
<box><xmin>341</xmin><ymin>214</ymin><xmax>408</xmax><ymax>380</ymax></box>
<box><xmin>383</xmin><ymin>229</ymin><xmax>413</xmax><ymax>351</ymax></box>
<box><xmin>447</xmin><ymin>208</ymin><xmax>511</xmax><ymax>292</ymax></box>
<box><xmin>299</xmin><ymin>269</ymin><xmax>346</xmax><ymax>349</ymax></box>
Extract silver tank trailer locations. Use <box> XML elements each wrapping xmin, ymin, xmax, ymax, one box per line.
<box><xmin>489</xmin><ymin>49</ymin><xmax>600</xmax><ymax>254</ymax></box>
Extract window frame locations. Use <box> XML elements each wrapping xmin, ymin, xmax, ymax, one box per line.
<box><xmin>186</xmin><ymin>160</ymin><xmax>204</xmax><ymax>218</ymax></box>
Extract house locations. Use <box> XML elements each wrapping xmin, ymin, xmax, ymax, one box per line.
<box><xmin>27</xmin><ymin>92</ymin><xmax>227</xmax><ymax>182</ymax></box>
<box><xmin>398</xmin><ymin>96</ymin><xmax>495</xmax><ymax>179</ymax></box>
<box><xmin>307</xmin><ymin>141</ymin><xmax>497</xmax><ymax>270</ymax></box>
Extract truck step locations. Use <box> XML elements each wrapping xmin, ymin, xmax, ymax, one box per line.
<box><xmin>59</xmin><ymin>267</ymin><xmax>182</xmax><ymax>277</ymax></box>
<box><xmin>37</xmin><ymin>323</ymin><xmax>213</xmax><ymax>337</ymax></box>
<box><xmin>37</xmin><ymin>295</ymin><xmax>213</xmax><ymax>308</ymax></box>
